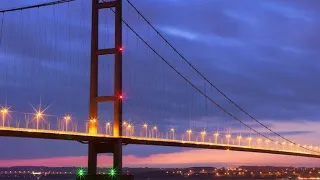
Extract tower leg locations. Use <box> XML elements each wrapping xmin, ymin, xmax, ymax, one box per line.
<box><xmin>113</xmin><ymin>139</ymin><xmax>123</xmax><ymax>171</ymax></box>
<box><xmin>88</xmin><ymin>142</ymin><xmax>97</xmax><ymax>175</ymax></box>
<box><xmin>114</xmin><ymin>0</ymin><xmax>123</xmax><ymax>173</ymax></box>
<box><xmin>85</xmin><ymin>0</ymin><xmax>124</xmax><ymax>179</ymax></box>
<box><xmin>88</xmin><ymin>0</ymin><xmax>98</xmax><ymax>135</ymax></box>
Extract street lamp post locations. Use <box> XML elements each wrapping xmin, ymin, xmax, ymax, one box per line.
<box><xmin>64</xmin><ymin>115</ymin><xmax>71</xmax><ymax>132</ymax></box>
<box><xmin>289</xmin><ymin>143</ymin><xmax>294</xmax><ymax>150</ymax></box>
<box><xmin>201</xmin><ymin>130</ymin><xmax>207</xmax><ymax>142</ymax></box>
<box><xmin>274</xmin><ymin>141</ymin><xmax>279</xmax><ymax>150</ymax></box>
<box><xmin>226</xmin><ymin>134</ymin><xmax>231</xmax><ymax>145</ymax></box>
<box><xmin>106</xmin><ymin>122</ymin><xmax>111</xmax><ymax>135</ymax></box>
<box><xmin>36</xmin><ymin>112</ymin><xmax>42</xmax><ymax>130</ymax></box>
<box><xmin>187</xmin><ymin>129</ymin><xmax>192</xmax><ymax>141</ymax></box>
<box><xmin>282</xmin><ymin>142</ymin><xmax>287</xmax><ymax>150</ymax></box>
<box><xmin>123</xmin><ymin>121</ymin><xmax>127</xmax><ymax>129</ymax></box>
<box><xmin>237</xmin><ymin>135</ymin><xmax>242</xmax><ymax>146</ymax></box>
<box><xmin>257</xmin><ymin>138</ymin><xmax>262</xmax><ymax>148</ymax></box>
<box><xmin>214</xmin><ymin>132</ymin><xmax>219</xmax><ymax>144</ymax></box>
<box><xmin>143</xmin><ymin>123</ymin><xmax>148</xmax><ymax>138</ymax></box>
<box><xmin>0</xmin><ymin>107</ymin><xmax>8</xmax><ymax>127</ymax></box>
<box><xmin>153</xmin><ymin>126</ymin><xmax>157</xmax><ymax>138</ymax></box>
<box><xmin>296</xmin><ymin>144</ymin><xmax>300</xmax><ymax>152</ymax></box>
<box><xmin>170</xmin><ymin>128</ymin><xmax>175</xmax><ymax>140</ymax></box>
<box><xmin>127</xmin><ymin>124</ymin><xmax>132</xmax><ymax>136</ymax></box>
<box><xmin>247</xmin><ymin>137</ymin><xmax>252</xmax><ymax>146</ymax></box>
<box><xmin>265</xmin><ymin>139</ymin><xmax>270</xmax><ymax>149</ymax></box>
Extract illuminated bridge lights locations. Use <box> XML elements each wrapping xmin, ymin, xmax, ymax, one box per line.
<box><xmin>64</xmin><ymin>115</ymin><xmax>71</xmax><ymax>121</ymax></box>
<box><xmin>88</xmin><ymin>118</ymin><xmax>98</xmax><ymax>135</ymax></box>
<box><xmin>63</xmin><ymin>115</ymin><xmax>72</xmax><ymax>131</ymax></box>
<box><xmin>0</xmin><ymin>109</ymin><xmax>319</xmax><ymax>157</ymax></box>
<box><xmin>1</xmin><ymin>125</ymin><xmax>319</xmax><ymax>157</ymax></box>
<box><xmin>0</xmin><ymin>106</ymin><xmax>10</xmax><ymax>127</ymax></box>
<box><xmin>36</xmin><ymin>112</ymin><xmax>42</xmax><ymax>118</ymax></box>
<box><xmin>0</xmin><ymin>107</ymin><xmax>9</xmax><ymax>115</ymax></box>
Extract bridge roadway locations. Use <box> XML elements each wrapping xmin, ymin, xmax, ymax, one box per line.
<box><xmin>0</xmin><ymin>127</ymin><xmax>319</xmax><ymax>158</ymax></box>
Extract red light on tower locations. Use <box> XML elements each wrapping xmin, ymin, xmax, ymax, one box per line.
<box><xmin>119</xmin><ymin>95</ymin><xmax>123</xmax><ymax>99</ymax></box>
<box><xmin>119</xmin><ymin>47</ymin><xmax>123</xmax><ymax>52</ymax></box>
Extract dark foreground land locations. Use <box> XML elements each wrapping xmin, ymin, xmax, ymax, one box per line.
<box><xmin>1</xmin><ymin>166</ymin><xmax>319</xmax><ymax>179</ymax></box>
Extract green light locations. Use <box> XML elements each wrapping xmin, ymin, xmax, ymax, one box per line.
<box><xmin>77</xmin><ymin>168</ymin><xmax>85</xmax><ymax>178</ymax></box>
<box><xmin>108</xmin><ymin>168</ymin><xmax>117</xmax><ymax>177</ymax></box>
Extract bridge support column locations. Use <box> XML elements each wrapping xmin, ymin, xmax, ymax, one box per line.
<box><xmin>81</xmin><ymin>141</ymin><xmax>132</xmax><ymax>180</ymax></box>
<box><xmin>86</xmin><ymin>0</ymin><xmax>127</xmax><ymax>179</ymax></box>
<box><xmin>113</xmin><ymin>139</ymin><xmax>123</xmax><ymax>170</ymax></box>
<box><xmin>87</xmin><ymin>142</ymin><xmax>97</xmax><ymax>176</ymax></box>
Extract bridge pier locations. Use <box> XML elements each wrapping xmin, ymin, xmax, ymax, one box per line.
<box><xmin>84</xmin><ymin>140</ymin><xmax>132</xmax><ymax>180</ymax></box>
<box><xmin>87</xmin><ymin>141</ymin><xmax>97</xmax><ymax>175</ymax></box>
<box><xmin>113</xmin><ymin>139</ymin><xmax>123</xmax><ymax>170</ymax></box>
<box><xmin>87</xmin><ymin>140</ymin><xmax>123</xmax><ymax>174</ymax></box>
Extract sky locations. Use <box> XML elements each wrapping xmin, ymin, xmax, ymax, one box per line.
<box><xmin>0</xmin><ymin>0</ymin><xmax>320</xmax><ymax>167</ymax></box>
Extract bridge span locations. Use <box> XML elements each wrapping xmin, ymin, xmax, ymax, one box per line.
<box><xmin>0</xmin><ymin>127</ymin><xmax>319</xmax><ymax>159</ymax></box>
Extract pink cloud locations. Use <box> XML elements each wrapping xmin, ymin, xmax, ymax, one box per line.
<box><xmin>0</xmin><ymin>149</ymin><xmax>319</xmax><ymax>167</ymax></box>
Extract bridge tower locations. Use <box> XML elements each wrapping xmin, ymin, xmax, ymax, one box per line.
<box><xmin>87</xmin><ymin>0</ymin><xmax>125</xmax><ymax>179</ymax></box>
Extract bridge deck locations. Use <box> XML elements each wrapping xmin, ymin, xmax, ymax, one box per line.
<box><xmin>0</xmin><ymin>127</ymin><xmax>319</xmax><ymax>158</ymax></box>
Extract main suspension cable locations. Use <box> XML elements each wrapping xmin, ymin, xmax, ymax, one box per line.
<box><xmin>0</xmin><ymin>0</ymin><xmax>76</xmax><ymax>13</ymax></box>
<box><xmin>124</xmin><ymin>0</ymin><xmax>312</xmax><ymax>152</ymax></box>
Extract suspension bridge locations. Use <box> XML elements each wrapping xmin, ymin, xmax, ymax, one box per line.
<box><xmin>0</xmin><ymin>0</ymin><xmax>319</xmax><ymax>179</ymax></box>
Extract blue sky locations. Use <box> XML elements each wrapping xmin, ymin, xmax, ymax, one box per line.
<box><xmin>0</xmin><ymin>0</ymin><xmax>320</xmax><ymax>166</ymax></box>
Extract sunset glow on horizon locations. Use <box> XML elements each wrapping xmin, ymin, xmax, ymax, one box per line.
<box><xmin>0</xmin><ymin>149</ymin><xmax>319</xmax><ymax>168</ymax></box>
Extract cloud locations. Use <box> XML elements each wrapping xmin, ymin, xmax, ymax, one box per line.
<box><xmin>223</xmin><ymin>10</ymin><xmax>257</xmax><ymax>24</ymax></box>
<box><xmin>159</xmin><ymin>26</ymin><xmax>244</xmax><ymax>47</ymax></box>
<box><xmin>262</xmin><ymin>2</ymin><xmax>313</xmax><ymax>22</ymax></box>
<box><xmin>159</xmin><ymin>27</ymin><xmax>198</xmax><ymax>41</ymax></box>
